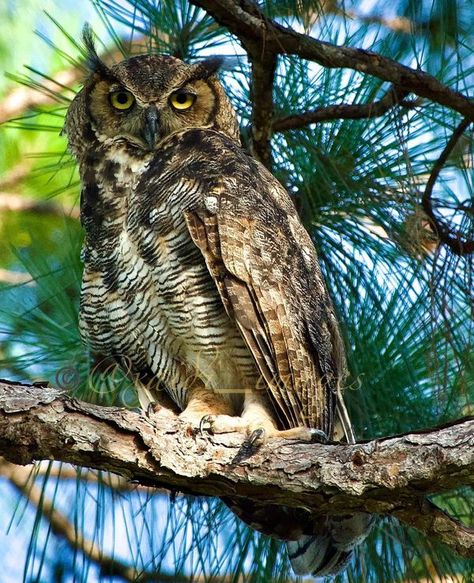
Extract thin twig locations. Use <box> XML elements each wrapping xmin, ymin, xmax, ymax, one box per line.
<box><xmin>421</xmin><ymin>118</ymin><xmax>473</xmax><ymax>256</ymax></box>
<box><xmin>345</xmin><ymin>10</ymin><xmax>415</xmax><ymax>34</ymax></box>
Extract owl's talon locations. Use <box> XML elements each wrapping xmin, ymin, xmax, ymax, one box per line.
<box><xmin>199</xmin><ymin>414</ymin><xmax>214</xmax><ymax>434</ymax></box>
<box><xmin>247</xmin><ymin>428</ymin><xmax>265</xmax><ymax>448</ymax></box>
<box><xmin>235</xmin><ymin>428</ymin><xmax>266</xmax><ymax>460</ymax></box>
<box><xmin>309</xmin><ymin>428</ymin><xmax>329</xmax><ymax>443</ymax></box>
<box><xmin>146</xmin><ymin>402</ymin><xmax>157</xmax><ymax>417</ymax></box>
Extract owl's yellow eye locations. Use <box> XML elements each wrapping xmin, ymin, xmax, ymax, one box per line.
<box><xmin>110</xmin><ymin>90</ymin><xmax>135</xmax><ymax>110</ymax></box>
<box><xmin>170</xmin><ymin>91</ymin><xmax>196</xmax><ymax>110</ymax></box>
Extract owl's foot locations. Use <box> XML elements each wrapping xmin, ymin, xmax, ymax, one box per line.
<box><xmin>239</xmin><ymin>427</ymin><xmax>328</xmax><ymax>460</ymax></box>
<box><xmin>197</xmin><ymin>415</ymin><xmax>268</xmax><ymax>453</ymax></box>
<box><xmin>193</xmin><ymin>414</ymin><xmax>266</xmax><ymax>449</ymax></box>
<box><xmin>197</xmin><ymin>414</ymin><xmax>328</xmax><ymax>444</ymax></box>
<box><xmin>198</xmin><ymin>413</ymin><xmax>247</xmax><ymax>434</ymax></box>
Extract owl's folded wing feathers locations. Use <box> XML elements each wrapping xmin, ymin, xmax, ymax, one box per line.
<box><xmin>184</xmin><ymin>176</ymin><xmax>346</xmax><ymax>436</ymax></box>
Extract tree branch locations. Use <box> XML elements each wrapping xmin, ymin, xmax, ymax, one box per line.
<box><xmin>190</xmin><ymin>0</ymin><xmax>474</xmax><ymax>122</ymax></box>
<box><xmin>0</xmin><ymin>162</ymin><xmax>33</xmax><ymax>189</ymax></box>
<box><xmin>0</xmin><ymin>193</ymin><xmax>80</xmax><ymax>219</ymax></box>
<box><xmin>0</xmin><ymin>69</ymin><xmax>79</xmax><ymax>125</ymax></box>
<box><xmin>393</xmin><ymin>499</ymin><xmax>474</xmax><ymax>560</ymax></box>
<box><xmin>272</xmin><ymin>85</ymin><xmax>411</xmax><ymax>132</ymax></box>
<box><xmin>0</xmin><ymin>380</ymin><xmax>473</xmax><ymax>559</ymax></box>
<box><xmin>246</xmin><ymin>51</ymin><xmax>277</xmax><ymax>168</ymax></box>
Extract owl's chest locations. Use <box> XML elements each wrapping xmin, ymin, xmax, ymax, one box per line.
<box><xmin>79</xmin><ymin>205</ymin><xmax>228</xmax><ymax>360</ymax></box>
<box><xmin>79</xmin><ymin>150</ymin><xmax>254</xmax><ymax>395</ymax></box>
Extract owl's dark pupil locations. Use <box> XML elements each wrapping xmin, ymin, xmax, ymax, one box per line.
<box><xmin>117</xmin><ymin>93</ymin><xmax>129</xmax><ymax>104</ymax></box>
<box><xmin>176</xmin><ymin>93</ymin><xmax>187</xmax><ymax>103</ymax></box>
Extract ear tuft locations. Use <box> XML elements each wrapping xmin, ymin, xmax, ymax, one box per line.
<box><xmin>193</xmin><ymin>57</ymin><xmax>225</xmax><ymax>78</ymax></box>
<box><xmin>82</xmin><ymin>24</ymin><xmax>108</xmax><ymax>75</ymax></box>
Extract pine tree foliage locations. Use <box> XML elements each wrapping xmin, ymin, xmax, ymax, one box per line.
<box><xmin>0</xmin><ymin>0</ymin><xmax>472</xmax><ymax>581</ymax></box>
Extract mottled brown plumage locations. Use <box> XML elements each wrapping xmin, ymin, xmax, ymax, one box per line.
<box><xmin>64</xmin><ymin>27</ymin><xmax>371</xmax><ymax>577</ymax></box>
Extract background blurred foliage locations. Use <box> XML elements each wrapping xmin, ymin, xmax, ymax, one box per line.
<box><xmin>0</xmin><ymin>0</ymin><xmax>472</xmax><ymax>581</ymax></box>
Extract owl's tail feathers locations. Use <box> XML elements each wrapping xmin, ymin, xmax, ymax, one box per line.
<box><xmin>287</xmin><ymin>535</ymin><xmax>352</xmax><ymax>577</ymax></box>
<box><xmin>223</xmin><ymin>496</ymin><xmax>374</xmax><ymax>578</ymax></box>
<box><xmin>287</xmin><ymin>513</ymin><xmax>374</xmax><ymax>578</ymax></box>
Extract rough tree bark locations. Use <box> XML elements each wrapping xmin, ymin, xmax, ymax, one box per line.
<box><xmin>0</xmin><ymin>380</ymin><xmax>473</xmax><ymax>559</ymax></box>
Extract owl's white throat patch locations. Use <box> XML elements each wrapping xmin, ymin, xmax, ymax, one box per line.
<box><xmin>106</xmin><ymin>147</ymin><xmax>152</xmax><ymax>187</ymax></box>
<box><xmin>204</xmin><ymin>195</ymin><xmax>219</xmax><ymax>214</ymax></box>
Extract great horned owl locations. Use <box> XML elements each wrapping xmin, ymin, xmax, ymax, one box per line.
<box><xmin>64</xmin><ymin>27</ymin><xmax>372</xmax><ymax>578</ymax></box>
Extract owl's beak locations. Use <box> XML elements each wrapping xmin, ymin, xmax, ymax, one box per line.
<box><xmin>142</xmin><ymin>107</ymin><xmax>159</xmax><ymax>150</ymax></box>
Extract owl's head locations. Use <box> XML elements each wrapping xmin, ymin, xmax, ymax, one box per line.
<box><xmin>65</xmin><ymin>27</ymin><xmax>240</xmax><ymax>157</ymax></box>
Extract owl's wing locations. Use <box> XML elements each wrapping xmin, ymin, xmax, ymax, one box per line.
<box><xmin>184</xmin><ymin>178</ymin><xmax>347</xmax><ymax>437</ymax></box>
